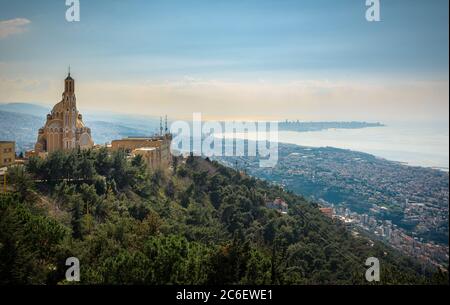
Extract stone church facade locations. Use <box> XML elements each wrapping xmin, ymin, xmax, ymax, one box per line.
<box><xmin>34</xmin><ymin>73</ymin><xmax>94</xmax><ymax>155</ymax></box>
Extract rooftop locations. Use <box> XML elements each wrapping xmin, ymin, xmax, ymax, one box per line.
<box><xmin>112</xmin><ymin>137</ymin><xmax>162</xmax><ymax>141</ymax></box>
<box><xmin>135</xmin><ymin>147</ymin><xmax>157</xmax><ymax>151</ymax></box>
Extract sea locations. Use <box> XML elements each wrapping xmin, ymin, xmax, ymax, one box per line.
<box><xmin>219</xmin><ymin>121</ymin><xmax>449</xmax><ymax>171</ymax></box>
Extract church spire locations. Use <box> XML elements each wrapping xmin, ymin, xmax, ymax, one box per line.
<box><xmin>64</xmin><ymin>68</ymin><xmax>75</xmax><ymax>94</ymax></box>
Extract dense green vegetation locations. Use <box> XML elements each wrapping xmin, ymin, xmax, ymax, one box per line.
<box><xmin>0</xmin><ymin>148</ymin><xmax>447</xmax><ymax>284</ymax></box>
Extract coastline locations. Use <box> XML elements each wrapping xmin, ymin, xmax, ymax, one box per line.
<box><xmin>219</xmin><ymin>124</ymin><xmax>450</xmax><ymax>172</ymax></box>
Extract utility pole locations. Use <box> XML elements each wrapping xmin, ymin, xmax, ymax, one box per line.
<box><xmin>165</xmin><ymin>115</ymin><xmax>168</xmax><ymax>134</ymax></box>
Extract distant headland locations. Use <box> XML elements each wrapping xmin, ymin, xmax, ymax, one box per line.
<box><xmin>278</xmin><ymin>121</ymin><xmax>385</xmax><ymax>132</ymax></box>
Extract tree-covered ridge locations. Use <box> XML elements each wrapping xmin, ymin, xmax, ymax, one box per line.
<box><xmin>1</xmin><ymin>148</ymin><xmax>447</xmax><ymax>285</ymax></box>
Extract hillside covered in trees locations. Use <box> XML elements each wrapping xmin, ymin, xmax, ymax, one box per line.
<box><xmin>0</xmin><ymin>148</ymin><xmax>447</xmax><ymax>285</ymax></box>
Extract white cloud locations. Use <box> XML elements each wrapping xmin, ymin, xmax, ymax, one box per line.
<box><xmin>0</xmin><ymin>18</ymin><xmax>31</xmax><ymax>39</ymax></box>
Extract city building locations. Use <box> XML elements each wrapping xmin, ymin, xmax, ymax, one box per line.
<box><xmin>31</xmin><ymin>72</ymin><xmax>94</xmax><ymax>157</ymax></box>
<box><xmin>266</xmin><ymin>197</ymin><xmax>289</xmax><ymax>214</ymax></box>
<box><xmin>319</xmin><ymin>207</ymin><xmax>334</xmax><ymax>218</ymax></box>
<box><xmin>0</xmin><ymin>141</ymin><xmax>15</xmax><ymax>168</ymax></box>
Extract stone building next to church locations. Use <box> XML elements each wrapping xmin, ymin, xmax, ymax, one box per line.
<box><xmin>32</xmin><ymin>72</ymin><xmax>94</xmax><ymax>157</ymax></box>
<box><xmin>111</xmin><ymin>132</ymin><xmax>172</xmax><ymax>171</ymax></box>
<box><xmin>110</xmin><ymin>115</ymin><xmax>172</xmax><ymax>171</ymax></box>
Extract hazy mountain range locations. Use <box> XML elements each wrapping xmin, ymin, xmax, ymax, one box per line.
<box><xmin>0</xmin><ymin>103</ymin><xmax>161</xmax><ymax>152</ymax></box>
<box><xmin>1</xmin><ymin>102</ymin><xmax>385</xmax><ymax>154</ymax></box>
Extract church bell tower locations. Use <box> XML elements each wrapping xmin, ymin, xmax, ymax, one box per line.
<box><xmin>64</xmin><ymin>68</ymin><xmax>75</xmax><ymax>95</ymax></box>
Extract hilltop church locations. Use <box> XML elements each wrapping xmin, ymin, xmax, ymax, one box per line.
<box><xmin>33</xmin><ymin>72</ymin><xmax>94</xmax><ymax>156</ymax></box>
<box><xmin>28</xmin><ymin>71</ymin><xmax>172</xmax><ymax>172</ymax></box>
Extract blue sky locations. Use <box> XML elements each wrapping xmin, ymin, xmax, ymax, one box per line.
<box><xmin>0</xmin><ymin>0</ymin><xmax>448</xmax><ymax>121</ymax></box>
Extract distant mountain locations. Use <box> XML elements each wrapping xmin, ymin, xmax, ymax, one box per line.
<box><xmin>0</xmin><ymin>108</ymin><xmax>160</xmax><ymax>153</ymax></box>
<box><xmin>0</xmin><ymin>110</ymin><xmax>44</xmax><ymax>153</ymax></box>
<box><xmin>278</xmin><ymin>121</ymin><xmax>385</xmax><ymax>132</ymax></box>
<box><xmin>0</xmin><ymin>102</ymin><xmax>169</xmax><ymax>152</ymax></box>
<box><xmin>83</xmin><ymin>112</ymin><xmax>161</xmax><ymax>133</ymax></box>
<box><xmin>0</xmin><ymin>102</ymin><xmax>50</xmax><ymax>118</ymax></box>
<box><xmin>0</xmin><ymin>102</ymin><xmax>162</xmax><ymax>132</ymax></box>
<box><xmin>85</xmin><ymin>120</ymin><xmax>152</xmax><ymax>145</ymax></box>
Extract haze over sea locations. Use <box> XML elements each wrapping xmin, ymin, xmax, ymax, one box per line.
<box><xmin>221</xmin><ymin>121</ymin><xmax>449</xmax><ymax>171</ymax></box>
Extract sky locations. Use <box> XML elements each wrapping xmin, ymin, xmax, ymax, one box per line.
<box><xmin>0</xmin><ymin>0</ymin><xmax>448</xmax><ymax>123</ymax></box>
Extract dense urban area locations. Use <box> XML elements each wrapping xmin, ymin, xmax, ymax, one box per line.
<box><xmin>218</xmin><ymin>143</ymin><xmax>449</xmax><ymax>269</ymax></box>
